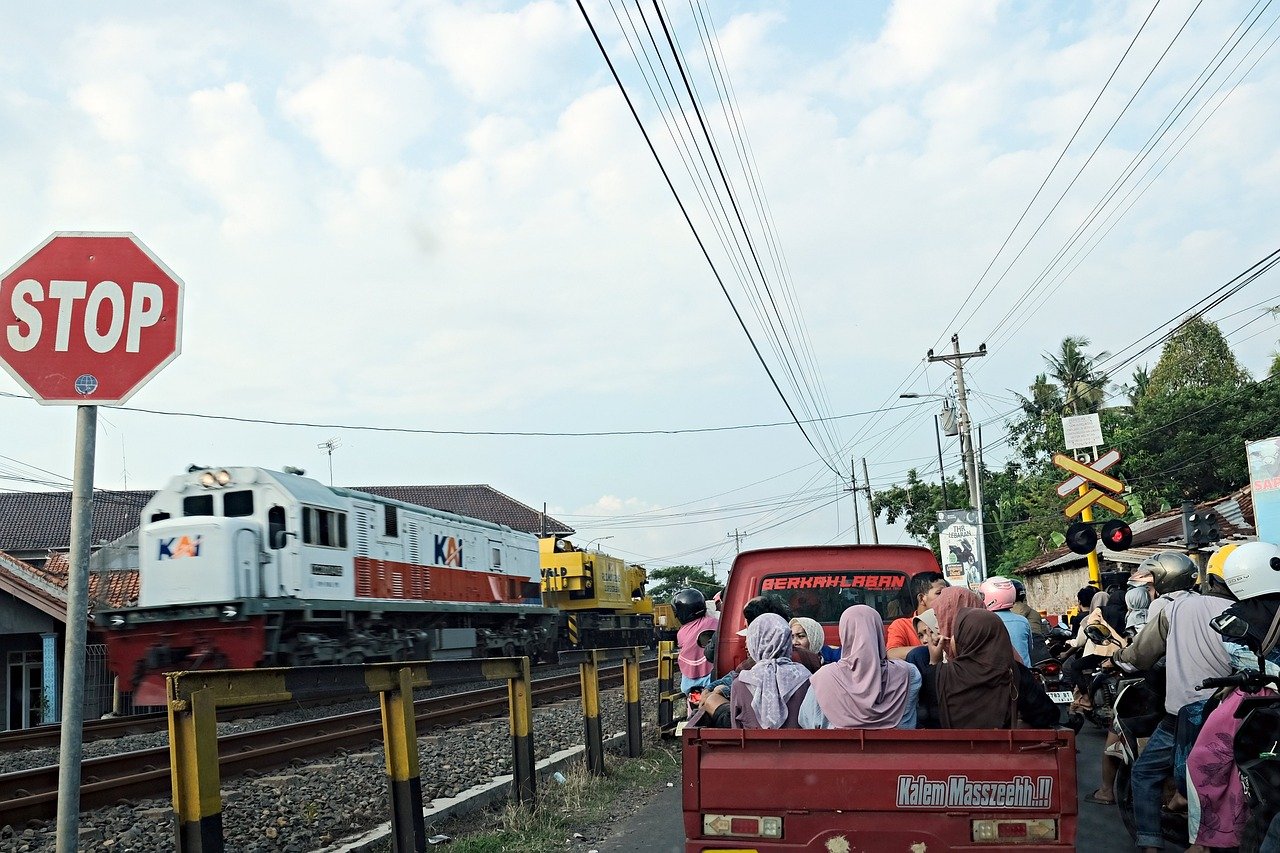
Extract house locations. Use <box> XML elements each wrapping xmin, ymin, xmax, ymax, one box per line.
<box><xmin>1014</xmin><ymin>488</ymin><xmax>1255</xmax><ymax>615</ymax></box>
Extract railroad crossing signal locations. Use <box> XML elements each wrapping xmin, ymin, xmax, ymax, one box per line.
<box><xmin>1053</xmin><ymin>452</ymin><xmax>1129</xmax><ymax>517</ymax></box>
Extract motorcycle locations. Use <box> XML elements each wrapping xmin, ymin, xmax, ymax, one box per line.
<box><xmin>1198</xmin><ymin>612</ymin><xmax>1280</xmax><ymax>850</ymax></box>
<box><xmin>1031</xmin><ymin>629</ymin><xmax>1076</xmax><ymax>729</ymax></box>
<box><xmin>1063</xmin><ymin>624</ymin><xmax>1124</xmax><ymax>731</ymax></box>
<box><xmin>1108</xmin><ymin>663</ymin><xmax>1186</xmax><ymax>848</ymax></box>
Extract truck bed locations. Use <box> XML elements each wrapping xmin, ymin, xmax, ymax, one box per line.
<box><xmin>683</xmin><ymin>727</ymin><xmax>1077</xmax><ymax>852</ymax></box>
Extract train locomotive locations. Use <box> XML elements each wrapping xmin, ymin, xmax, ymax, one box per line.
<box><xmin>97</xmin><ymin>466</ymin><xmax>651</xmax><ymax>705</ymax></box>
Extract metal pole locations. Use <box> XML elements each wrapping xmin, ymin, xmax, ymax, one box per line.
<box><xmin>861</xmin><ymin>458</ymin><xmax>879</xmax><ymax>544</ymax></box>
<box><xmin>55</xmin><ymin>404</ymin><xmax>97</xmax><ymax>852</ymax></box>
<box><xmin>975</xmin><ymin>425</ymin><xmax>987</xmax><ymax>581</ymax></box>
<box><xmin>849</xmin><ymin>457</ymin><xmax>862</xmax><ymax>545</ymax></box>
<box><xmin>934</xmin><ymin>414</ymin><xmax>948</xmax><ymax>512</ymax></box>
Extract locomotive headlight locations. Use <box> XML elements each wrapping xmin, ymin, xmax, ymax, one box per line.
<box><xmin>199</xmin><ymin>471</ymin><xmax>217</xmax><ymax>488</ymax></box>
<box><xmin>215</xmin><ymin>469</ymin><xmax>232</xmax><ymax>486</ymax></box>
<box><xmin>110</xmin><ymin>615</ymin><xmax>125</xmax><ymax>627</ymax></box>
<box><xmin>221</xmin><ymin>606</ymin><xmax>238</xmax><ymax>618</ymax></box>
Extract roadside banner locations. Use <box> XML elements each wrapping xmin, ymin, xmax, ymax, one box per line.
<box><xmin>1247</xmin><ymin>436</ymin><xmax>1280</xmax><ymax>544</ymax></box>
<box><xmin>937</xmin><ymin>509</ymin><xmax>984</xmax><ymax>588</ymax></box>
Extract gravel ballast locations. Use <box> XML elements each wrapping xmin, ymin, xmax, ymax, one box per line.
<box><xmin>0</xmin><ymin>681</ymin><xmax>659</xmax><ymax>853</ymax></box>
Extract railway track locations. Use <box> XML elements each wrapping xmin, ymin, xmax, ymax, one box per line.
<box><xmin>0</xmin><ymin>660</ymin><xmax>657</xmax><ymax>826</ymax></box>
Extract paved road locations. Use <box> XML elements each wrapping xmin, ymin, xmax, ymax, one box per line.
<box><xmin>597</xmin><ymin>724</ymin><xmax>1184</xmax><ymax>852</ymax></box>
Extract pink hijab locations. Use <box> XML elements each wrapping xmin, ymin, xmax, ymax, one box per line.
<box><xmin>934</xmin><ymin>586</ymin><xmax>984</xmax><ymax>658</ymax></box>
<box><xmin>808</xmin><ymin>605</ymin><xmax>912</xmax><ymax>728</ymax></box>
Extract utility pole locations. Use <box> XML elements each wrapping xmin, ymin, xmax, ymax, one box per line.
<box><xmin>859</xmin><ymin>458</ymin><xmax>879</xmax><ymax>544</ymax></box>
<box><xmin>844</xmin><ymin>457</ymin><xmax>862</xmax><ymax>544</ymax></box>
<box><xmin>927</xmin><ymin>335</ymin><xmax>986</xmax><ymax>510</ymax></box>
<box><xmin>727</xmin><ymin>529</ymin><xmax>743</xmax><ymax>555</ymax></box>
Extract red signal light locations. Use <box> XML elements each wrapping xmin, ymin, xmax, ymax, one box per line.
<box><xmin>1101</xmin><ymin>520</ymin><xmax>1132</xmax><ymax>551</ymax></box>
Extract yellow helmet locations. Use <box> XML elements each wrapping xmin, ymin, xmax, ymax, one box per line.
<box><xmin>1207</xmin><ymin>542</ymin><xmax>1237</xmax><ymax>577</ymax></box>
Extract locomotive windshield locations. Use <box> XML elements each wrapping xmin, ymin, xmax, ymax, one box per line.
<box><xmin>758</xmin><ymin>571</ymin><xmax>910</xmax><ymax>623</ymax></box>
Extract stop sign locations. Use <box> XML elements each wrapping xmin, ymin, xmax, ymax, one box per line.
<box><xmin>0</xmin><ymin>232</ymin><xmax>183</xmax><ymax>405</ymax></box>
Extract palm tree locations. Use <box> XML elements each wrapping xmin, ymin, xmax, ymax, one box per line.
<box><xmin>1044</xmin><ymin>336</ymin><xmax>1110</xmax><ymax>415</ymax></box>
<box><xmin>1127</xmin><ymin>365</ymin><xmax>1151</xmax><ymax>406</ymax></box>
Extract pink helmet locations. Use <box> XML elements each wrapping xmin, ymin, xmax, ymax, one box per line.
<box><xmin>979</xmin><ymin>576</ymin><xmax>1016</xmax><ymax>612</ymax></box>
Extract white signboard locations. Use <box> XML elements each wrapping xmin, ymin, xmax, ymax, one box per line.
<box><xmin>937</xmin><ymin>509</ymin><xmax>984</xmax><ymax>588</ymax></box>
<box><xmin>1061</xmin><ymin>413</ymin><xmax>1103</xmax><ymax>451</ymax></box>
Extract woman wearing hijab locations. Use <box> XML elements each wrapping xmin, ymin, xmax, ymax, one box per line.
<box><xmin>799</xmin><ymin>605</ymin><xmax>919</xmax><ymax>730</ymax></box>
<box><xmin>693</xmin><ymin>612</ymin><xmax>811</xmax><ymax>728</ymax></box>
<box><xmin>928</xmin><ymin>609</ymin><xmax>1059</xmax><ymax>729</ymax></box>
<box><xmin>790</xmin><ymin>616</ymin><xmax>835</xmax><ymax>666</ymax></box>
<box><xmin>1064</xmin><ymin>589</ymin><xmax>1126</xmax><ymax>710</ymax></box>
<box><xmin>932</xmin><ymin>586</ymin><xmax>985</xmax><ymax>659</ymax></box>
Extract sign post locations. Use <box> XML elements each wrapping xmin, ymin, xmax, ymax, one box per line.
<box><xmin>1052</xmin><ymin>450</ymin><xmax>1128</xmax><ymax>588</ymax></box>
<box><xmin>0</xmin><ymin>232</ymin><xmax>183</xmax><ymax>851</ymax></box>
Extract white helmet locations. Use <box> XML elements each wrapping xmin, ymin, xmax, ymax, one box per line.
<box><xmin>1221</xmin><ymin>541</ymin><xmax>1280</xmax><ymax>600</ymax></box>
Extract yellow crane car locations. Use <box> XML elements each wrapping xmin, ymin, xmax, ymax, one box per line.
<box><xmin>540</xmin><ymin>537</ymin><xmax>655</xmax><ymax>650</ymax></box>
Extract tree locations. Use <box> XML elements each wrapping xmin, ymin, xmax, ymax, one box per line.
<box><xmin>647</xmin><ymin>564</ymin><xmax>719</xmax><ymax>603</ymax></box>
<box><xmin>1126</xmin><ymin>365</ymin><xmax>1151</xmax><ymax>406</ymax></box>
<box><xmin>1044</xmin><ymin>335</ymin><xmax>1110</xmax><ymax>415</ymax></box>
<box><xmin>1146</xmin><ymin>315</ymin><xmax>1250</xmax><ymax>397</ymax></box>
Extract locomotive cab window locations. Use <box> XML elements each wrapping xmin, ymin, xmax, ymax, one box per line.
<box><xmin>384</xmin><ymin>505</ymin><xmax>399</xmax><ymax>538</ymax></box>
<box><xmin>303</xmin><ymin>506</ymin><xmax>348</xmax><ymax>549</ymax></box>
<box><xmin>150</xmin><ymin>511</ymin><xmax>171</xmax><ymax>523</ymax></box>
<box><xmin>268</xmin><ymin>505</ymin><xmax>287</xmax><ymax>549</ymax></box>
<box><xmin>183</xmin><ymin>495</ymin><xmax>214</xmax><ymax>517</ymax></box>
<box><xmin>224</xmin><ymin>490</ymin><xmax>254</xmax><ymax>517</ymax></box>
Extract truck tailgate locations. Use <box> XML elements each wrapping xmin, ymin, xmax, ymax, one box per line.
<box><xmin>683</xmin><ymin>728</ymin><xmax>1077</xmax><ymax>852</ymax></box>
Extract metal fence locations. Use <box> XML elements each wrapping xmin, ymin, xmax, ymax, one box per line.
<box><xmin>84</xmin><ymin>644</ymin><xmax>138</xmax><ymax>717</ymax></box>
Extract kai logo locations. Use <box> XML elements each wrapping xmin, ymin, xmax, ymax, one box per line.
<box><xmin>433</xmin><ymin>535</ymin><xmax>463</xmax><ymax>567</ymax></box>
<box><xmin>158</xmin><ymin>535</ymin><xmax>203</xmax><ymax>560</ymax></box>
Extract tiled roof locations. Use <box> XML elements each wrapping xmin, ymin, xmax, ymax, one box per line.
<box><xmin>352</xmin><ymin>485</ymin><xmax>573</xmax><ymax>536</ymax></box>
<box><xmin>1017</xmin><ymin>486</ymin><xmax>1256</xmax><ymax>576</ymax></box>
<box><xmin>0</xmin><ymin>489</ymin><xmax>154</xmax><ymax>554</ymax></box>
<box><xmin>0</xmin><ymin>549</ymin><xmax>140</xmax><ymax>622</ymax></box>
<box><xmin>0</xmin><ymin>482</ymin><xmax>572</xmax><ymax>556</ymax></box>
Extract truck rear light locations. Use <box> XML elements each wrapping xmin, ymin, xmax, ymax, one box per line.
<box><xmin>703</xmin><ymin>813</ymin><xmax>782</xmax><ymax>839</ymax></box>
<box><xmin>971</xmin><ymin>818</ymin><xmax>1057</xmax><ymax>843</ymax></box>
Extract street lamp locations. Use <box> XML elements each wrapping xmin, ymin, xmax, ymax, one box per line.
<box><xmin>585</xmin><ymin>536</ymin><xmax>614</xmax><ymax>552</ymax></box>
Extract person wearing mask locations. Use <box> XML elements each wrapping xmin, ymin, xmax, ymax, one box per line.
<box><xmin>1111</xmin><ymin>552</ymin><xmax>1234</xmax><ymax>853</ymax></box>
<box><xmin>886</xmin><ymin>572</ymin><xmax>946</xmax><ymax>659</ymax></box>
<box><xmin>979</xmin><ymin>576</ymin><xmax>1033</xmax><ymax>666</ymax></box>
<box><xmin>673</xmin><ymin>588</ymin><xmax>718</xmax><ymax>696</ymax></box>
<box><xmin>1124</xmin><ymin>578</ymin><xmax>1152</xmax><ymax>636</ymax></box>
<box><xmin>800</xmin><ymin>604</ymin><xmax>919</xmax><ymax>730</ymax></box>
<box><xmin>790</xmin><ymin>616</ymin><xmax>835</xmax><ymax>665</ymax></box>
<box><xmin>693</xmin><ymin>613</ymin><xmax>812</xmax><ymax>729</ymax></box>
<box><xmin>1186</xmin><ymin>542</ymin><xmax>1280</xmax><ymax>853</ymax></box>
<box><xmin>924</xmin><ymin>608</ymin><xmax>1059</xmax><ymax>729</ymax></box>
<box><xmin>1009</xmin><ymin>579</ymin><xmax>1049</xmax><ymax>638</ymax></box>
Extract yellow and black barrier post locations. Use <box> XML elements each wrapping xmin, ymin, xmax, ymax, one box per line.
<box><xmin>168</xmin><ymin>685</ymin><xmax>222</xmax><ymax>852</ymax></box>
<box><xmin>623</xmin><ymin>646</ymin><xmax>643</xmax><ymax>758</ymax></box>
<box><xmin>508</xmin><ymin>656</ymin><xmax>536</xmax><ymax>804</ymax></box>
<box><xmin>166</xmin><ymin>656</ymin><xmax>529</xmax><ymax>850</ymax></box>
<box><xmin>656</xmin><ymin>640</ymin><xmax>677</xmax><ymax>737</ymax></box>
<box><xmin>382</xmin><ymin>667</ymin><xmax>426</xmax><ymax>852</ymax></box>
<box><xmin>579</xmin><ymin>650</ymin><xmax>605</xmax><ymax>775</ymax></box>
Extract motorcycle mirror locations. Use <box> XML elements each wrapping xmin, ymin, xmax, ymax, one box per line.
<box><xmin>1210</xmin><ymin>613</ymin><xmax>1256</xmax><ymax>647</ymax></box>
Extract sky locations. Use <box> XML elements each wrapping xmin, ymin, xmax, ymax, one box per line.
<box><xmin>1</xmin><ymin>0</ymin><xmax>1278</xmax><ymax>581</ymax></box>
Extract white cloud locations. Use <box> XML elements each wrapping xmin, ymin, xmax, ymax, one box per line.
<box><xmin>426</xmin><ymin>1</ymin><xmax>579</xmax><ymax>103</ymax></box>
<box><xmin>283</xmin><ymin>55</ymin><xmax>435</xmax><ymax>171</ymax></box>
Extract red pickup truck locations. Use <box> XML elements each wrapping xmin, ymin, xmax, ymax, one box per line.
<box><xmin>686</xmin><ymin>546</ymin><xmax>1078</xmax><ymax>852</ymax></box>
<box><xmin>683</xmin><ymin>727</ymin><xmax>1077</xmax><ymax>851</ymax></box>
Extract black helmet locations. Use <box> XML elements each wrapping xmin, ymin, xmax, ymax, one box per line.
<box><xmin>1140</xmin><ymin>552</ymin><xmax>1198</xmax><ymax>596</ymax></box>
<box><xmin>1011</xmin><ymin>579</ymin><xmax>1026</xmax><ymax>601</ymax></box>
<box><xmin>672</xmin><ymin>588</ymin><xmax>707</xmax><ymax>625</ymax></box>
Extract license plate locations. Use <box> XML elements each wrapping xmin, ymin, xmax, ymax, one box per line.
<box><xmin>1048</xmin><ymin>691</ymin><xmax>1074</xmax><ymax>704</ymax></box>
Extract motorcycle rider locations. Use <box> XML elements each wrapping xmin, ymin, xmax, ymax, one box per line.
<box><xmin>673</xmin><ymin>588</ymin><xmax>719</xmax><ymax>695</ymax></box>
<box><xmin>1186</xmin><ymin>541</ymin><xmax>1280</xmax><ymax>852</ymax></box>
<box><xmin>1111</xmin><ymin>551</ymin><xmax>1234</xmax><ymax>853</ymax></box>
<box><xmin>979</xmin><ymin>576</ymin><xmax>1033</xmax><ymax>666</ymax></box>
<box><xmin>1009</xmin><ymin>579</ymin><xmax>1049</xmax><ymax>638</ymax></box>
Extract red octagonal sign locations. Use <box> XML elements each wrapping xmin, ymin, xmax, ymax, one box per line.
<box><xmin>0</xmin><ymin>232</ymin><xmax>184</xmax><ymax>405</ymax></box>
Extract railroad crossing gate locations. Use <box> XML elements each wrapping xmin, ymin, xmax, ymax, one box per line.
<box><xmin>1053</xmin><ymin>451</ymin><xmax>1128</xmax><ymax>517</ymax></box>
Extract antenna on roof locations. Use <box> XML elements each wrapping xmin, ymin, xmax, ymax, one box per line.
<box><xmin>317</xmin><ymin>437</ymin><xmax>341</xmax><ymax>485</ymax></box>
<box><xmin>541</xmin><ymin>502</ymin><xmax>548</xmax><ymax>538</ymax></box>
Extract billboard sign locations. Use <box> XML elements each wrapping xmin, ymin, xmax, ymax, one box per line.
<box><xmin>937</xmin><ymin>509</ymin><xmax>984</xmax><ymax>588</ymax></box>
<box><xmin>1247</xmin><ymin>436</ymin><xmax>1280</xmax><ymax>544</ymax></box>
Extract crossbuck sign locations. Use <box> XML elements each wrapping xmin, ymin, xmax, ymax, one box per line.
<box><xmin>1053</xmin><ymin>451</ymin><xmax>1128</xmax><ymax>517</ymax></box>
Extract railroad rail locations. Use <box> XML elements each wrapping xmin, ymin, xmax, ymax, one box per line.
<box><xmin>0</xmin><ymin>659</ymin><xmax>656</xmax><ymax>826</ymax></box>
